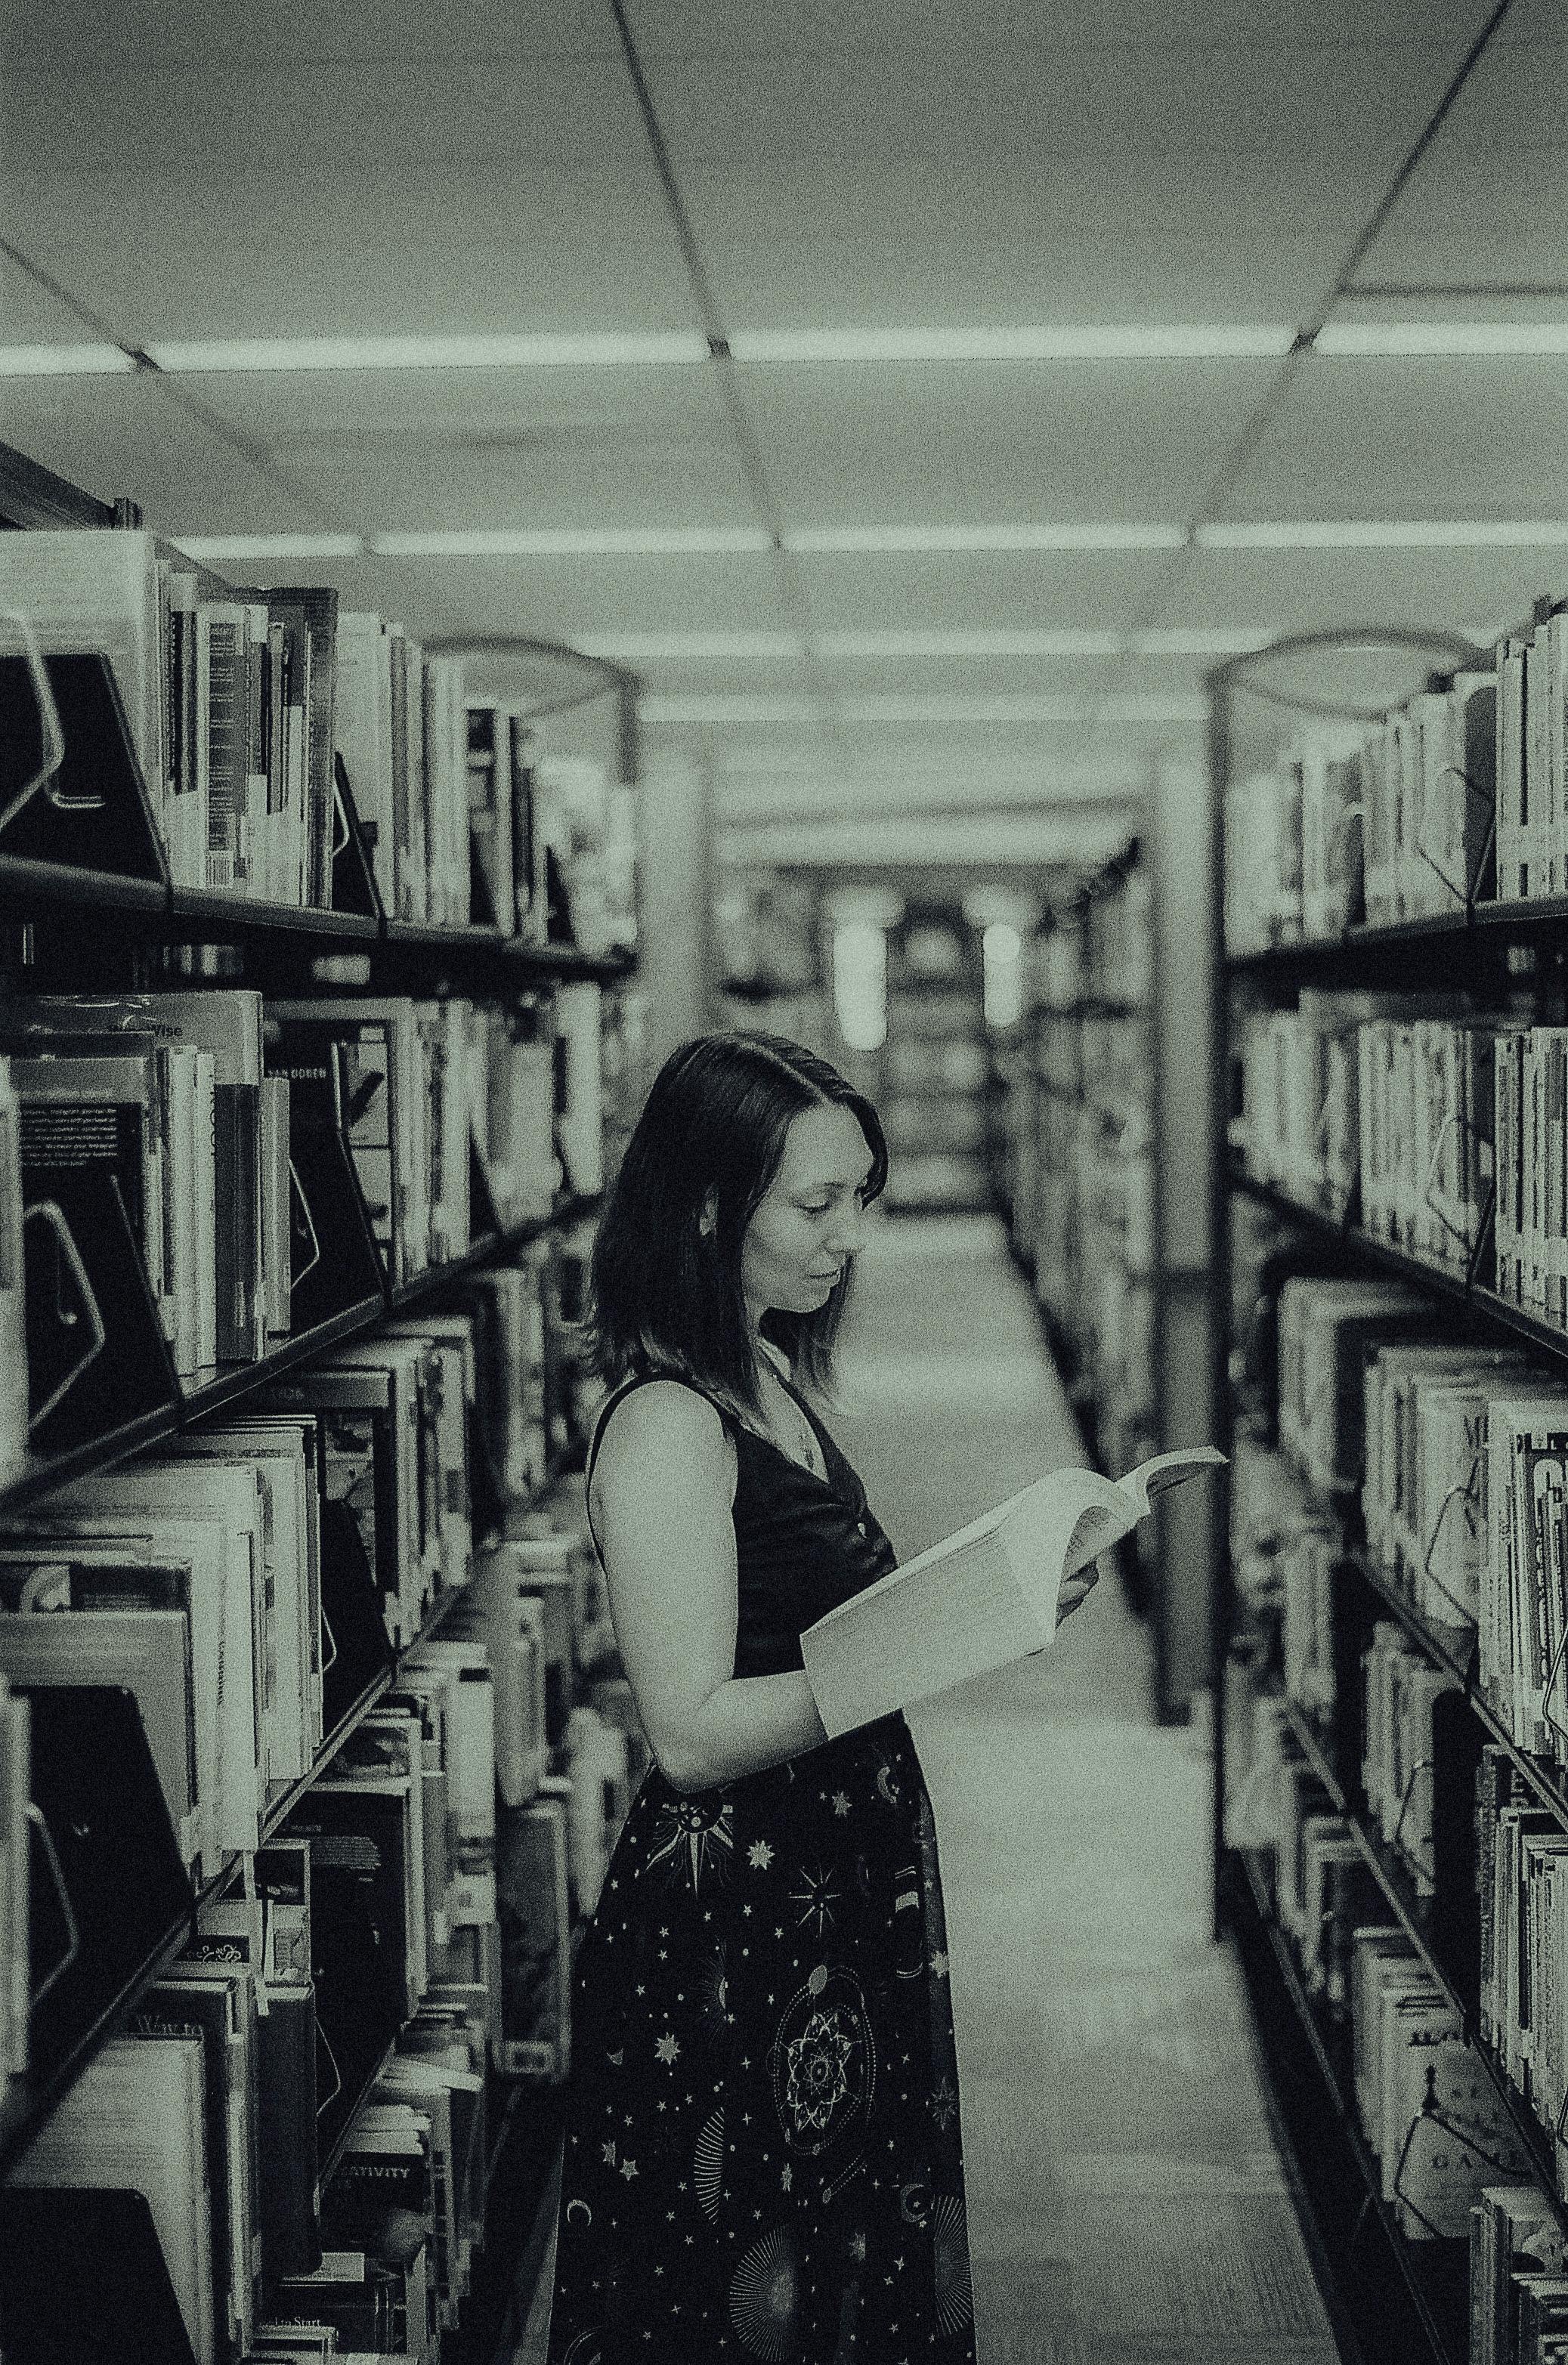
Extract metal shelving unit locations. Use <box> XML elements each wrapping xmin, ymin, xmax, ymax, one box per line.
<box><xmin>1208</xmin><ymin>623</ymin><xmax>1568</xmax><ymax>2365</ymax></box>
<box><xmin>0</xmin><ymin>444</ymin><xmax>639</xmax><ymax>2351</ymax></box>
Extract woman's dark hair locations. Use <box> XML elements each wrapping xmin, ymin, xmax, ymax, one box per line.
<box><xmin>587</xmin><ymin>1029</ymin><xmax>887</xmax><ymax>1417</ymax></box>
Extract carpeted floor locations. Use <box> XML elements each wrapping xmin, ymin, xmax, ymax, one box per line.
<box><xmin>515</xmin><ymin>1212</ymin><xmax>1341</xmax><ymax>2363</ymax></box>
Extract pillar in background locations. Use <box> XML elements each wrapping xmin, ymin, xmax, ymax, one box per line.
<box><xmin>1150</xmin><ymin>755</ymin><xmax>1218</xmax><ymax>1722</ymax></box>
<box><xmin>636</xmin><ymin>756</ymin><xmax>717</xmax><ymax>1077</ymax></box>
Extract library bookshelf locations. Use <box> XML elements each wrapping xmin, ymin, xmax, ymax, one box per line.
<box><xmin>998</xmin><ymin>844</ymin><xmax>1216</xmax><ymax>1718</ymax></box>
<box><xmin>0</xmin><ymin>436</ymin><xmax>641</xmax><ymax>2364</ymax></box>
<box><xmin>1209</xmin><ymin>619</ymin><xmax>1568</xmax><ymax>2365</ymax></box>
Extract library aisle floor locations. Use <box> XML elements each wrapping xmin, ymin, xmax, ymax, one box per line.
<box><xmin>517</xmin><ymin>1213</ymin><xmax>1341</xmax><ymax>2365</ymax></box>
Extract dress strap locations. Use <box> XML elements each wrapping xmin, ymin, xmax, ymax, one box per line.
<box><xmin>583</xmin><ymin>1373</ymin><xmax>733</xmax><ymax>1561</ymax></box>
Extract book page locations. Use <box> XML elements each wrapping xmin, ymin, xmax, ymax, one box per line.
<box><xmin>800</xmin><ymin>1448</ymin><xmax>1224</xmax><ymax>1738</ymax></box>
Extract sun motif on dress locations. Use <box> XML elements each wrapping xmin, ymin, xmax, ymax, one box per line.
<box><xmin>728</xmin><ymin>2222</ymin><xmax>804</xmax><ymax>2361</ymax></box>
<box><xmin>695</xmin><ymin>1944</ymin><xmax>735</xmax><ymax>2042</ymax></box>
<box><xmin>694</xmin><ymin>2107</ymin><xmax>726</xmax><ymax>2224</ymax></box>
<box><xmin>932</xmin><ymin>2193</ymin><xmax>974</xmax><ymax>2334</ymax></box>
<box><xmin>641</xmin><ymin>1792</ymin><xmax>738</xmax><ymax>1893</ymax></box>
<box><xmin>788</xmin><ymin>1860</ymin><xmax>841</xmax><ymax>1934</ymax></box>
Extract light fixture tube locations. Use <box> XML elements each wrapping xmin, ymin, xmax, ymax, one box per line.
<box><xmin>731</xmin><ymin>325</ymin><xmax>1294</xmax><ymax>362</ymax></box>
<box><xmin>0</xmin><ymin>343</ymin><xmax>135</xmax><ymax>376</ymax></box>
<box><xmin>1316</xmin><ymin>322</ymin><xmax>1568</xmax><ymax>356</ymax></box>
<box><xmin>573</xmin><ymin>632</ymin><xmax>806</xmax><ymax>660</ymax></box>
<box><xmin>372</xmin><ymin>527</ymin><xmax>772</xmax><ymax>557</ymax></box>
<box><xmin>170</xmin><ymin>534</ymin><xmax>367</xmax><ymax>561</ymax></box>
<box><xmin>1199</xmin><ymin>520</ymin><xmax>1568</xmax><ymax>549</ymax></box>
<box><xmin>786</xmin><ymin>523</ymin><xmax>1186</xmax><ymax>553</ymax></box>
<box><xmin>147</xmin><ymin>332</ymin><xmax>711</xmax><ymax>373</ymax></box>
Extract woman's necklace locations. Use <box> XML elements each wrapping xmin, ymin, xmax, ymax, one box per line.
<box><xmin>759</xmin><ymin>1362</ymin><xmax>826</xmax><ymax>1479</ymax></box>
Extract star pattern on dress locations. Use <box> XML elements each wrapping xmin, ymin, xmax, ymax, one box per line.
<box><xmin>547</xmin><ymin>1420</ymin><xmax>975</xmax><ymax>2362</ymax></box>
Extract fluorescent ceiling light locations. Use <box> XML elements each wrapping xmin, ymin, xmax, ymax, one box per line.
<box><xmin>731</xmin><ymin>325</ymin><xmax>1294</xmax><ymax>362</ymax></box>
<box><xmin>1198</xmin><ymin>520</ymin><xmax>1568</xmax><ymax>549</ymax></box>
<box><xmin>1130</xmin><ymin>627</ymin><xmax>1277</xmax><ymax>655</ymax></box>
<box><xmin>578</xmin><ymin>627</ymin><xmax>1288</xmax><ymax>660</ymax></box>
<box><xmin>833</xmin><ymin>696</ymin><xmax>1183</xmax><ymax>724</ymax></box>
<box><xmin>573</xmin><ymin>632</ymin><xmax>806</xmax><ymax>660</ymax></box>
<box><xmin>147</xmin><ymin>332</ymin><xmax>710</xmax><ymax>373</ymax></box>
<box><xmin>1317</xmin><ymin>322</ymin><xmax>1568</xmax><ymax>356</ymax></box>
<box><xmin>171</xmin><ymin>533</ymin><xmax>366</xmax><ymax>561</ymax></box>
<box><xmin>642</xmin><ymin>697</ymin><xmax>824</xmax><ymax>724</ymax></box>
<box><xmin>644</xmin><ymin>694</ymin><xmax>1205</xmax><ymax>725</ymax></box>
<box><xmin>787</xmin><ymin>523</ymin><xmax>1186</xmax><ymax>554</ymax></box>
<box><xmin>0</xmin><ymin>343</ymin><xmax>134</xmax><ymax>376</ymax></box>
<box><xmin>820</xmin><ymin>629</ymin><xmax>1123</xmax><ymax>657</ymax></box>
<box><xmin>373</xmin><ymin>527</ymin><xmax>772</xmax><ymax>557</ymax></box>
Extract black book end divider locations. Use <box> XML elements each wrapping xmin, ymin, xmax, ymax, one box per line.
<box><xmin>20</xmin><ymin>1681</ymin><xmax>192</xmax><ymax>2100</ymax></box>
<box><xmin>280</xmin><ymin>1045</ymin><xmax>389</xmax><ymax>1332</ymax></box>
<box><xmin>0</xmin><ymin>2187</ymin><xmax>199</xmax><ymax>2365</ymax></box>
<box><xmin>23</xmin><ymin>1176</ymin><xmax>180</xmax><ymax>1459</ymax></box>
<box><xmin>469</xmin><ymin>1135</ymin><xmax>502</xmax><ymax>1244</ymax></box>
<box><xmin>331</xmin><ymin>755</ymin><xmax>382</xmax><ymax>923</ymax></box>
<box><xmin>1430</xmin><ymin>1690</ymin><xmax>1483</xmax><ymax>2015</ymax></box>
<box><xmin>0</xmin><ymin>654</ymin><xmax>169</xmax><ymax>887</ymax></box>
<box><xmin>469</xmin><ymin>828</ymin><xmax>500</xmax><ymax>930</ymax></box>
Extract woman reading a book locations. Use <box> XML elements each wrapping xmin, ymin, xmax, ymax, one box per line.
<box><xmin>545</xmin><ymin>1029</ymin><xmax>989</xmax><ymax>2363</ymax></box>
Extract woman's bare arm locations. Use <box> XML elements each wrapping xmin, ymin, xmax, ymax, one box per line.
<box><xmin>590</xmin><ymin>1380</ymin><xmax>828</xmax><ymax>1792</ymax></box>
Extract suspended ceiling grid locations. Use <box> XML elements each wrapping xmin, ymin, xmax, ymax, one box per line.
<box><xmin>2</xmin><ymin>0</ymin><xmax>1567</xmax><ymax>858</ymax></box>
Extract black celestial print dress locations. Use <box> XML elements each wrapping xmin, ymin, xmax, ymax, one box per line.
<box><xmin>546</xmin><ymin>1372</ymin><xmax>976</xmax><ymax>2365</ymax></box>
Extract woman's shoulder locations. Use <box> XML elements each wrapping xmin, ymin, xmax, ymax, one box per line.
<box><xmin>592</xmin><ymin>1376</ymin><xmax>738</xmax><ymax>1478</ymax></box>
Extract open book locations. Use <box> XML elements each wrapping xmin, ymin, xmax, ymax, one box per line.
<box><xmin>799</xmin><ymin>1446</ymin><xmax>1226</xmax><ymax>1739</ymax></box>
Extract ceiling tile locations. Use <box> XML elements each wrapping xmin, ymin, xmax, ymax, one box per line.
<box><xmin>784</xmin><ymin>549</ymin><xmax>1173</xmax><ymax>633</ymax></box>
<box><xmin>1164</xmin><ymin>546</ymin><xmax>1560</xmax><ymax>647</ymax></box>
<box><xmin>177</xmin><ymin>364</ymin><xmax>754</xmax><ymax>533</ymax></box>
<box><xmin>4</xmin><ymin>56</ymin><xmax>642</xmax><ymax>170</ymax></box>
<box><xmin>1217</xmin><ymin>353</ymin><xmax>1568</xmax><ymax>521</ymax></box>
<box><xmin>628</xmin><ymin>1</ymin><xmax>1486</xmax><ymax>49</ymax></box>
<box><xmin>640</xmin><ymin>40</ymin><xmax>1461</xmax><ymax>172</ymax></box>
<box><xmin>734</xmin><ymin>357</ymin><xmax>1273</xmax><ymax>527</ymax></box>
<box><xmin>0</xmin><ymin>373</ymin><xmax>326</xmax><ymax>531</ymax></box>
<box><xmin>211</xmin><ymin>549</ymin><xmax>800</xmax><ymax>646</ymax></box>
<box><xmin>20</xmin><ymin>0</ymin><xmax>610</xmax><ymax>63</ymax></box>
<box><xmin>0</xmin><ymin>166</ymin><xmax>699</xmax><ymax>342</ymax></box>
<box><xmin>681</xmin><ymin>161</ymin><xmax>1372</xmax><ymax>325</ymax></box>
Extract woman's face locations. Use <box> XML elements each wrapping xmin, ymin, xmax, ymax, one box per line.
<box><xmin>739</xmin><ymin>1102</ymin><xmax>874</xmax><ymax>1328</ymax></box>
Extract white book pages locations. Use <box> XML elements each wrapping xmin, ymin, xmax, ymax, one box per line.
<box><xmin>800</xmin><ymin>1446</ymin><xmax>1224</xmax><ymax>1739</ymax></box>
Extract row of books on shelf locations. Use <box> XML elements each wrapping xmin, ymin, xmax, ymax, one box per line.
<box><xmin>0</xmin><ymin>978</ymin><xmax>613</xmax><ymax>1482</ymax></box>
<box><xmin>1226</xmin><ymin>600</ymin><xmax>1568</xmax><ymax>949</ymax></box>
<box><xmin>0</xmin><ymin>1280</ymin><xmax>648</xmax><ymax>2362</ymax></box>
<box><xmin>1244</xmin><ymin>1724</ymin><xmax>1568</xmax><ymax>2365</ymax></box>
<box><xmin>1031</xmin><ymin>864</ymin><xmax>1152</xmax><ymax>1011</ymax></box>
<box><xmin>0</xmin><ymin>530</ymin><xmax>636</xmax><ymax>946</ymax></box>
<box><xmin>1266</xmin><ymin>1272</ymin><xmax>1568</xmax><ymax>1768</ymax></box>
<box><xmin>1245</xmin><ymin>1693</ymin><xmax>1568</xmax><ymax>2361</ymax></box>
<box><xmin>1234</xmin><ymin>996</ymin><xmax>1568</xmax><ymax>1306</ymax></box>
